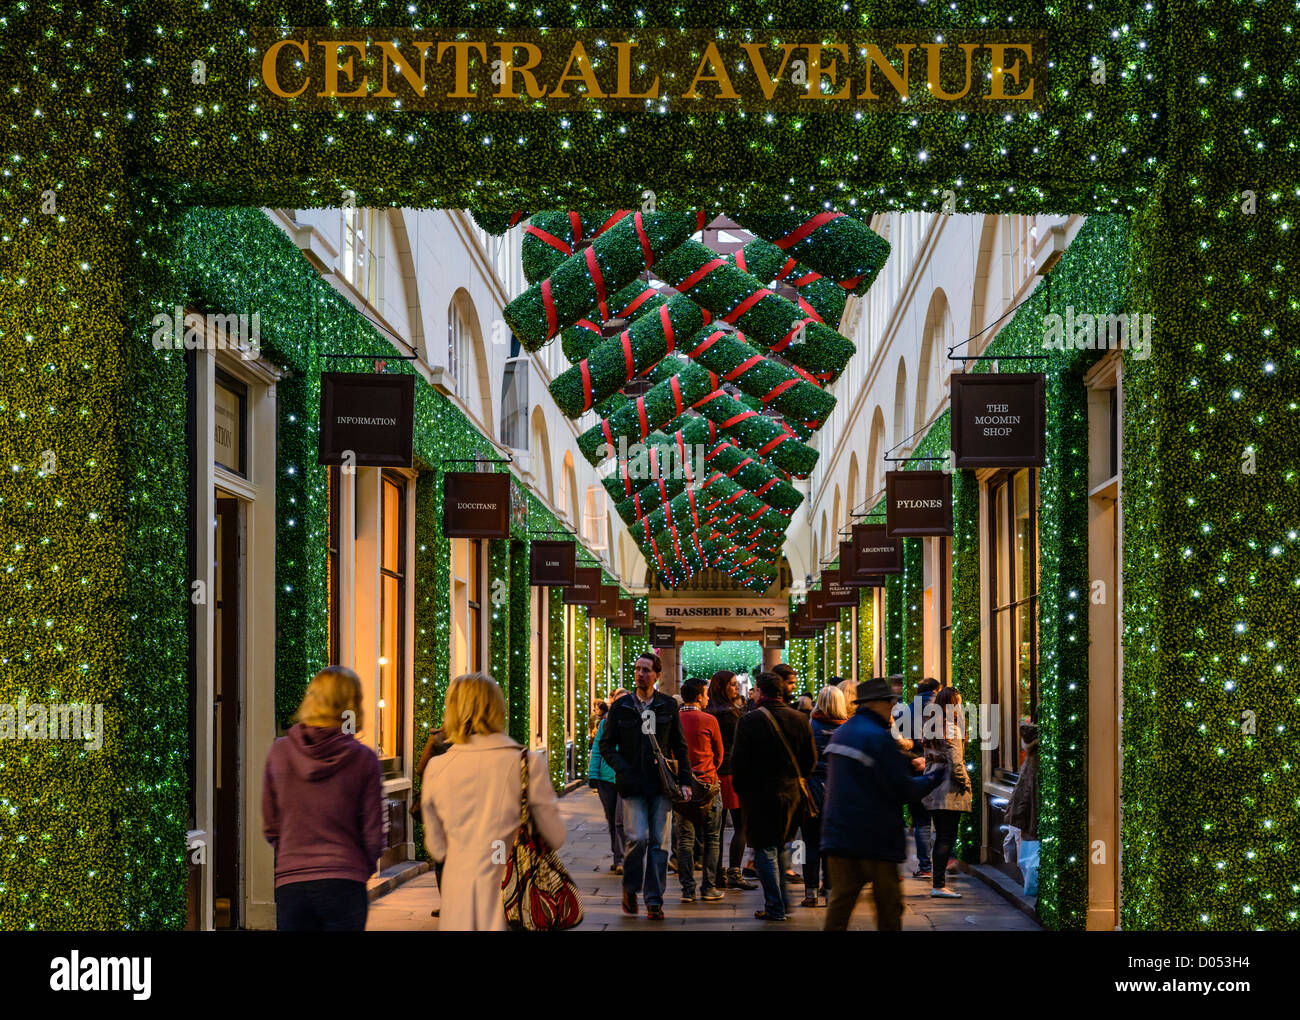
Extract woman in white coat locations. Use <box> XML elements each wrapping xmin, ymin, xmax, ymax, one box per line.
<box><xmin>421</xmin><ymin>671</ymin><xmax>566</xmax><ymax>930</ymax></box>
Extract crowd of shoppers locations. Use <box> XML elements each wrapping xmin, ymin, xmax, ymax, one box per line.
<box><xmin>264</xmin><ymin>656</ymin><xmax>986</xmax><ymax>932</ymax></box>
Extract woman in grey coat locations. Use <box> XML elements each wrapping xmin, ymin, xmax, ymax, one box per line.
<box><xmin>921</xmin><ymin>686</ymin><xmax>973</xmax><ymax>898</ymax></box>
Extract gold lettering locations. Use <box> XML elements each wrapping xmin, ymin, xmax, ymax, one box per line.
<box><xmin>800</xmin><ymin>43</ymin><xmax>851</xmax><ymax>100</ymax></box>
<box><xmin>494</xmin><ymin>42</ymin><xmax>546</xmax><ymax>99</ymax></box>
<box><xmin>682</xmin><ymin>41</ymin><xmax>738</xmax><ymax>100</ymax></box>
<box><xmin>375</xmin><ymin>40</ymin><xmax>433</xmax><ymax>98</ymax></box>
<box><xmin>858</xmin><ymin>43</ymin><xmax>914</xmax><ymax>100</ymax></box>
<box><xmin>613</xmin><ymin>41</ymin><xmax>660</xmax><ymax>99</ymax></box>
<box><xmin>317</xmin><ymin>41</ymin><xmax>369</xmax><ymax>98</ymax></box>
<box><xmin>550</xmin><ymin>41</ymin><xmax>606</xmax><ymax>98</ymax></box>
<box><xmin>437</xmin><ymin>41</ymin><xmax>488</xmax><ymax>99</ymax></box>
<box><xmin>262</xmin><ymin>39</ymin><xmax>310</xmax><ymax>99</ymax></box>
<box><xmin>922</xmin><ymin>42</ymin><xmax>980</xmax><ymax>101</ymax></box>
<box><xmin>740</xmin><ymin>42</ymin><xmax>800</xmax><ymax>100</ymax></box>
<box><xmin>986</xmin><ymin>43</ymin><xmax>1034</xmax><ymax>100</ymax></box>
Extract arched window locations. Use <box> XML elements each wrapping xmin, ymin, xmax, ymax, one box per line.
<box><xmin>915</xmin><ymin>289</ymin><xmax>952</xmax><ymax>436</ymax></box>
<box><xmin>341</xmin><ymin>206</ymin><xmax>384</xmax><ymax>309</ymax></box>
<box><xmin>892</xmin><ymin>358</ymin><xmax>909</xmax><ymax>453</ymax></box>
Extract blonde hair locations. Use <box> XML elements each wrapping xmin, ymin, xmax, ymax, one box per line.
<box><xmin>815</xmin><ymin>685</ymin><xmax>849</xmax><ymax>722</ymax></box>
<box><xmin>295</xmin><ymin>665</ymin><xmax>364</xmax><ymax>731</ymax></box>
<box><xmin>836</xmin><ymin>678</ymin><xmax>857</xmax><ymax>708</ymax></box>
<box><xmin>442</xmin><ymin>672</ymin><xmax>507</xmax><ymax>744</ymax></box>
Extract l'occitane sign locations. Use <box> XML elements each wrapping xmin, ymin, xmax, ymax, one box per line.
<box><xmin>252</xmin><ymin>29</ymin><xmax>1046</xmax><ymax>113</ymax></box>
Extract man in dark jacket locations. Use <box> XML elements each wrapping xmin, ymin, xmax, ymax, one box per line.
<box><xmin>820</xmin><ymin>677</ymin><xmax>947</xmax><ymax>931</ymax></box>
<box><xmin>599</xmin><ymin>651</ymin><xmax>691</xmax><ymax>921</ymax></box>
<box><xmin>731</xmin><ymin>670</ymin><xmax>816</xmax><ymax>921</ymax></box>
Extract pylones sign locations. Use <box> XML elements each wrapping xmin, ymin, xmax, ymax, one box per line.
<box><xmin>319</xmin><ymin>372</ymin><xmax>415</xmax><ymax>468</ymax></box>
<box><xmin>949</xmin><ymin>372</ymin><xmax>1046</xmax><ymax>468</ymax></box>
<box><xmin>443</xmin><ymin>472</ymin><xmax>511</xmax><ymax>538</ymax></box>
<box><xmin>885</xmin><ymin>470</ymin><xmax>953</xmax><ymax>537</ymax></box>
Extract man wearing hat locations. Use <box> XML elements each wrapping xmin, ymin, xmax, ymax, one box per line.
<box><xmin>819</xmin><ymin>677</ymin><xmax>948</xmax><ymax>931</ymax></box>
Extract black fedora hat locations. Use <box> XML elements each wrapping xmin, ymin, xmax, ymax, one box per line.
<box><xmin>853</xmin><ymin>676</ymin><xmax>899</xmax><ymax>704</ymax></box>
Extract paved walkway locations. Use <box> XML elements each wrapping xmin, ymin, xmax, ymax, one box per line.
<box><xmin>367</xmin><ymin>786</ymin><xmax>1041</xmax><ymax>931</ymax></box>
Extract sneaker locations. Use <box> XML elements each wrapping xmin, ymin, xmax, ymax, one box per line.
<box><xmin>647</xmin><ymin>905</ymin><xmax>665</xmax><ymax>920</ymax></box>
<box><xmin>800</xmin><ymin>895</ymin><xmax>818</xmax><ymax>908</ymax></box>
<box><xmin>622</xmin><ymin>889</ymin><xmax>638</xmax><ymax>915</ymax></box>
<box><xmin>742</xmin><ymin>865</ymin><xmax>758</xmax><ymax>879</ymax></box>
<box><xmin>681</xmin><ymin>891</ymin><xmax>696</xmax><ymax>903</ymax></box>
<box><xmin>913</xmin><ymin>869</ymin><xmax>932</xmax><ymax>879</ymax></box>
<box><xmin>930</xmin><ymin>888</ymin><xmax>962</xmax><ymax>898</ymax></box>
<box><xmin>754</xmin><ymin>909</ymin><xmax>787</xmax><ymax>921</ymax></box>
<box><xmin>701</xmin><ymin>888</ymin><xmax>725</xmax><ymax>901</ymax></box>
<box><xmin>727</xmin><ymin>870</ymin><xmax>757</xmax><ymax>890</ymax></box>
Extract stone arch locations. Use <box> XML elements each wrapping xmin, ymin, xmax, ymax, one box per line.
<box><xmin>915</xmin><ymin>287</ymin><xmax>953</xmax><ymax>436</ymax></box>
<box><xmin>866</xmin><ymin>407</ymin><xmax>887</xmax><ymax>505</ymax></box>
<box><xmin>448</xmin><ymin>287</ymin><xmax>493</xmax><ymax>437</ymax></box>
<box><xmin>892</xmin><ymin>356</ymin><xmax>909</xmax><ymax>453</ymax></box>
<box><xmin>530</xmin><ymin>406</ymin><xmax>554</xmax><ymax>505</ymax></box>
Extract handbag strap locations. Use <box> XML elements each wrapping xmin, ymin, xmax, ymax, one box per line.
<box><xmin>517</xmin><ymin>748</ymin><xmax>531</xmax><ymax>827</ymax></box>
<box><xmin>758</xmin><ymin>707</ymin><xmax>804</xmax><ymax>778</ymax></box>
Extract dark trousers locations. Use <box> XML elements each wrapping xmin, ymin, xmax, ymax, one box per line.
<box><xmin>799</xmin><ymin>811</ymin><xmax>829</xmax><ymax>892</ymax></box>
<box><xmin>275</xmin><ymin>878</ymin><xmax>368</xmax><ymax>931</ymax></box>
<box><xmin>931</xmin><ymin>809</ymin><xmax>963</xmax><ymax>888</ymax></box>
<box><xmin>910</xmin><ymin>802</ymin><xmax>933</xmax><ymax>872</ymax></box>
<box><xmin>595</xmin><ymin>779</ymin><xmax>625</xmax><ymax>865</ymax></box>
<box><xmin>823</xmin><ymin>857</ymin><xmax>903</xmax><ymax>931</ymax></box>
<box><xmin>725</xmin><ymin>807</ymin><xmax>746</xmax><ymax>869</ymax></box>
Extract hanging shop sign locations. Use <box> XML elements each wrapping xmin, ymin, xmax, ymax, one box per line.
<box><xmin>950</xmin><ymin>372</ymin><xmax>1046</xmax><ymax>468</ymax></box>
<box><xmin>618</xmin><ymin>605</ymin><xmax>646</xmax><ymax>636</ymax></box>
<box><xmin>562</xmin><ymin>566</ymin><xmax>602</xmax><ymax>605</ymax></box>
<box><xmin>821</xmin><ymin>569</ymin><xmax>858</xmax><ymax>608</ymax></box>
<box><xmin>443</xmin><ymin>471</ymin><xmax>511</xmax><ymax>538</ymax></box>
<box><xmin>851</xmin><ymin>523</ymin><xmax>904</xmax><ymax>575</ymax></box>
<box><xmin>613</xmin><ymin>599</ymin><xmax>636</xmax><ymax>631</ymax></box>
<box><xmin>847</xmin><ymin>573</ymin><xmax>885</xmax><ymax>589</ymax></box>
<box><xmin>318</xmin><ymin>372</ymin><xmax>415</xmax><ymax>468</ymax></box>
<box><xmin>590</xmin><ymin>585</ymin><xmax>620</xmax><ymax>619</ymax></box>
<box><xmin>885</xmin><ymin>470</ymin><xmax>953</xmax><ymax>537</ymax></box>
<box><xmin>807</xmin><ymin>588</ymin><xmax>838</xmax><ymax>624</ymax></box>
<box><xmin>649</xmin><ymin>623</ymin><xmax>677</xmax><ymax>647</ymax></box>
<box><xmin>838</xmin><ymin>539</ymin><xmax>857</xmax><ymax>581</ymax></box>
<box><xmin>762</xmin><ymin>626</ymin><xmax>786</xmax><ymax>650</ymax></box>
<box><xmin>529</xmin><ymin>540</ymin><xmax>576</xmax><ymax>587</ymax></box>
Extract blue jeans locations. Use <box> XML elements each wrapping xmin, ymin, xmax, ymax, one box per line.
<box><xmin>676</xmin><ymin>792</ymin><xmax>723</xmax><ymax>896</ymax></box>
<box><xmin>911</xmin><ymin>803</ymin><xmax>933</xmax><ymax>872</ymax></box>
<box><xmin>753</xmin><ymin>845</ymin><xmax>793</xmax><ymax>918</ymax></box>
<box><xmin>622</xmin><ymin>792</ymin><xmax>672</xmax><ymax>908</ymax></box>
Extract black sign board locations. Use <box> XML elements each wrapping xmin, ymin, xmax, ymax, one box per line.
<box><xmin>613</xmin><ymin>598</ymin><xmax>635</xmax><ymax>630</ymax></box>
<box><xmin>590</xmin><ymin>584</ymin><xmax>620</xmax><ymax>619</ymax></box>
<box><xmin>885</xmin><ymin>470</ymin><xmax>953</xmax><ymax>537</ymax></box>
<box><xmin>563</xmin><ymin>566</ymin><xmax>602</xmax><ymax>605</ymax></box>
<box><xmin>650</xmin><ymin>623</ymin><xmax>677</xmax><ymax>646</ymax></box>
<box><xmin>619</xmin><ymin>605</ymin><xmax>646</xmax><ymax>636</ymax></box>
<box><xmin>529</xmin><ymin>540</ymin><xmax>576</xmax><ymax>587</ymax></box>
<box><xmin>821</xmin><ymin>568</ymin><xmax>858</xmax><ymax>608</ymax></box>
<box><xmin>807</xmin><ymin>588</ymin><xmax>838</xmax><ymax>624</ymax></box>
<box><xmin>762</xmin><ymin>626</ymin><xmax>786</xmax><ymax>650</ymax></box>
<box><xmin>319</xmin><ymin>372</ymin><xmax>415</xmax><ymax>468</ymax></box>
<box><xmin>839</xmin><ymin>539</ymin><xmax>857</xmax><ymax>582</ymax></box>
<box><xmin>443</xmin><ymin>472</ymin><xmax>511</xmax><ymax>538</ymax></box>
<box><xmin>851</xmin><ymin>523</ymin><xmax>904</xmax><ymax>575</ymax></box>
<box><xmin>950</xmin><ymin>372</ymin><xmax>1046</xmax><ymax>469</ymax></box>
<box><xmin>845</xmin><ymin>573</ymin><xmax>885</xmax><ymax>589</ymax></box>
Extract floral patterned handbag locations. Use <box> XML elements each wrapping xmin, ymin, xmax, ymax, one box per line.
<box><xmin>501</xmin><ymin>749</ymin><xmax>584</xmax><ymax>932</ymax></box>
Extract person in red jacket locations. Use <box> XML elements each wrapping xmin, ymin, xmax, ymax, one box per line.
<box><xmin>676</xmin><ymin>676</ymin><xmax>725</xmax><ymax>903</ymax></box>
<box><xmin>262</xmin><ymin>666</ymin><xmax>385</xmax><ymax>931</ymax></box>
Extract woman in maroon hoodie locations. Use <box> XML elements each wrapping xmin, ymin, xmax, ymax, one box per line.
<box><xmin>263</xmin><ymin>666</ymin><xmax>385</xmax><ymax>931</ymax></box>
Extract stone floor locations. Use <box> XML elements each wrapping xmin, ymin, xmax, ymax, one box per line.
<box><xmin>367</xmin><ymin>786</ymin><xmax>1042</xmax><ymax>931</ymax></box>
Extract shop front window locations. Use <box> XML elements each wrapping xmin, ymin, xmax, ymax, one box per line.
<box><xmin>378</xmin><ymin>471</ymin><xmax>406</xmax><ymax>766</ymax></box>
<box><xmin>990</xmin><ymin>468</ymin><xmax>1039</xmax><ymax>776</ymax></box>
